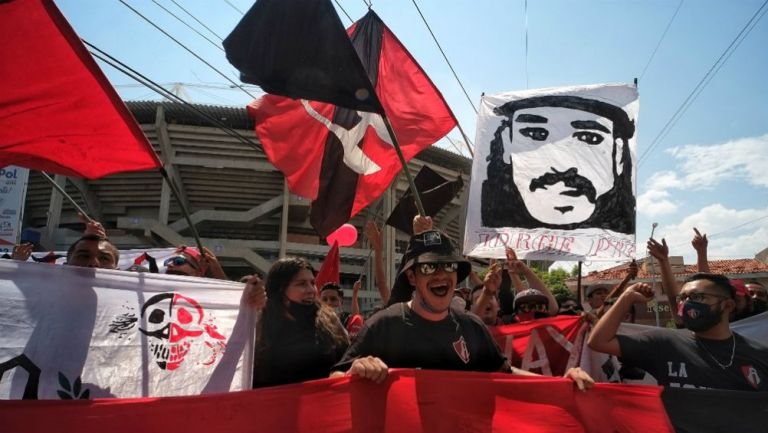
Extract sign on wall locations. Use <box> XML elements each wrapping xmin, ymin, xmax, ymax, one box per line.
<box><xmin>0</xmin><ymin>165</ymin><xmax>30</xmax><ymax>254</ymax></box>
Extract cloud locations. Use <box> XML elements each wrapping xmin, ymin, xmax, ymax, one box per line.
<box><xmin>637</xmin><ymin>188</ymin><xmax>677</xmax><ymax>216</ymax></box>
<box><xmin>654</xmin><ymin>203</ymin><xmax>768</xmax><ymax>263</ymax></box>
<box><xmin>664</xmin><ymin>134</ymin><xmax>768</xmax><ymax>189</ymax></box>
<box><xmin>638</xmin><ymin>134</ymin><xmax>768</xmax><ymax>217</ymax></box>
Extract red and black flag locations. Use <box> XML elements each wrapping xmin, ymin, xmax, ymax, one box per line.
<box><xmin>386</xmin><ymin>165</ymin><xmax>464</xmax><ymax>235</ymax></box>
<box><xmin>0</xmin><ymin>0</ymin><xmax>161</xmax><ymax>178</ymax></box>
<box><xmin>242</xmin><ymin>9</ymin><xmax>457</xmax><ymax>237</ymax></box>
<box><xmin>223</xmin><ymin>0</ymin><xmax>382</xmax><ymax>113</ymax></box>
<box><xmin>315</xmin><ymin>241</ymin><xmax>340</xmax><ymax>290</ymax></box>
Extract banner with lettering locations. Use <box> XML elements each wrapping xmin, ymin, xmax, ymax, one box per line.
<box><xmin>464</xmin><ymin>83</ymin><xmax>638</xmax><ymax>260</ymax></box>
<box><xmin>0</xmin><ymin>369</ymin><xmax>673</xmax><ymax>433</ymax></box>
<box><xmin>0</xmin><ymin>260</ymin><xmax>253</xmax><ymax>399</ymax></box>
<box><xmin>491</xmin><ymin>315</ymin><xmax>587</xmax><ymax>376</ymax></box>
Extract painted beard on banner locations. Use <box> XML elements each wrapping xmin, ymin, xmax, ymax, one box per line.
<box><xmin>678</xmin><ymin>300</ymin><xmax>724</xmax><ymax>332</ymax></box>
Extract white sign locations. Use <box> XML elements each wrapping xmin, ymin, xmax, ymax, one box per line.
<box><xmin>0</xmin><ymin>260</ymin><xmax>253</xmax><ymax>399</ymax></box>
<box><xmin>464</xmin><ymin>84</ymin><xmax>638</xmax><ymax>261</ymax></box>
<box><xmin>0</xmin><ymin>165</ymin><xmax>30</xmax><ymax>254</ymax></box>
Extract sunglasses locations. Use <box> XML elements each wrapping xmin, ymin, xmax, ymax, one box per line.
<box><xmin>416</xmin><ymin>262</ymin><xmax>459</xmax><ymax>275</ymax></box>
<box><xmin>164</xmin><ymin>255</ymin><xmax>199</xmax><ymax>270</ymax></box>
<box><xmin>517</xmin><ymin>303</ymin><xmax>547</xmax><ymax>313</ymax></box>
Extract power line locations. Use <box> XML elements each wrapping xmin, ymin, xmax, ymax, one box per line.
<box><xmin>410</xmin><ymin>0</ymin><xmax>478</xmax><ymax>114</ymax></box>
<box><xmin>84</xmin><ymin>40</ymin><xmax>263</xmax><ymax>153</ymax></box>
<box><xmin>150</xmin><ymin>0</ymin><xmax>224</xmax><ymax>52</ymax></box>
<box><xmin>639</xmin><ymin>0</ymin><xmax>684</xmax><ymax>82</ymax></box>
<box><xmin>222</xmin><ymin>0</ymin><xmax>244</xmax><ymax>15</ymax></box>
<box><xmin>117</xmin><ymin>0</ymin><xmax>261</xmax><ymax>100</ymax></box>
<box><xmin>637</xmin><ymin>0</ymin><xmax>768</xmax><ymax>167</ymax></box>
<box><xmin>333</xmin><ymin>0</ymin><xmax>354</xmax><ymax>24</ymax></box>
<box><xmin>168</xmin><ymin>0</ymin><xmax>225</xmax><ymax>42</ymax></box>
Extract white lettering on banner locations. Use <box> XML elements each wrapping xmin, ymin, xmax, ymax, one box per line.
<box><xmin>0</xmin><ymin>260</ymin><xmax>254</xmax><ymax>399</ymax></box>
<box><xmin>521</xmin><ymin>329</ymin><xmax>553</xmax><ymax>376</ymax></box>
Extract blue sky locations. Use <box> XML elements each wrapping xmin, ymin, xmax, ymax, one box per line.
<box><xmin>56</xmin><ymin>0</ymin><xmax>768</xmax><ymax>269</ymax></box>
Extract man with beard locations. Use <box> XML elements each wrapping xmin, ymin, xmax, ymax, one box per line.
<box><xmin>588</xmin><ymin>273</ymin><xmax>768</xmax><ymax>390</ymax></box>
<box><xmin>747</xmin><ymin>281</ymin><xmax>767</xmax><ymax>315</ymax></box>
<box><xmin>481</xmin><ymin>95</ymin><xmax>635</xmax><ymax>233</ymax></box>
<box><xmin>331</xmin><ymin>228</ymin><xmax>594</xmax><ymax>390</ymax></box>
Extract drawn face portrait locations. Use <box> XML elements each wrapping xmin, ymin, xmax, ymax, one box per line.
<box><xmin>504</xmin><ymin>107</ymin><xmax>623</xmax><ymax>225</ymax></box>
<box><xmin>480</xmin><ymin>94</ymin><xmax>636</xmax><ymax>235</ymax></box>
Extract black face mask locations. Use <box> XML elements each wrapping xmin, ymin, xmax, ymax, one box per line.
<box><xmin>679</xmin><ymin>300</ymin><xmax>723</xmax><ymax>332</ymax></box>
<box><xmin>753</xmin><ymin>299</ymin><xmax>767</xmax><ymax>314</ymax></box>
<box><xmin>286</xmin><ymin>300</ymin><xmax>318</xmax><ymax>323</ymax></box>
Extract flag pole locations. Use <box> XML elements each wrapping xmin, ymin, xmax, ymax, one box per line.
<box><xmin>380</xmin><ymin>116</ymin><xmax>427</xmax><ymax>216</ymax></box>
<box><xmin>158</xmin><ymin>167</ymin><xmax>207</xmax><ymax>256</ymax></box>
<box><xmin>40</xmin><ymin>172</ymin><xmax>93</xmax><ymax>222</ymax></box>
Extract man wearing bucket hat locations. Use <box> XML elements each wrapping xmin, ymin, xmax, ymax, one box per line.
<box><xmin>331</xmin><ymin>218</ymin><xmax>594</xmax><ymax>390</ymax></box>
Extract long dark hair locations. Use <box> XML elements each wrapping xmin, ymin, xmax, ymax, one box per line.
<box><xmin>253</xmin><ymin>258</ymin><xmax>348</xmax><ymax>370</ymax></box>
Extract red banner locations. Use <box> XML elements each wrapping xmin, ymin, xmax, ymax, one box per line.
<box><xmin>0</xmin><ymin>369</ymin><xmax>672</xmax><ymax>433</ymax></box>
<box><xmin>491</xmin><ymin>316</ymin><xmax>586</xmax><ymax>376</ymax></box>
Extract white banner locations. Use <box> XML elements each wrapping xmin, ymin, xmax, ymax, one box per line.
<box><xmin>0</xmin><ymin>165</ymin><xmax>30</xmax><ymax>254</ymax></box>
<box><xmin>464</xmin><ymin>84</ymin><xmax>638</xmax><ymax>260</ymax></box>
<box><xmin>0</xmin><ymin>260</ymin><xmax>254</xmax><ymax>399</ymax></box>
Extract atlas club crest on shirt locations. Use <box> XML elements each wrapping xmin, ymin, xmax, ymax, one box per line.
<box><xmin>452</xmin><ymin>336</ymin><xmax>470</xmax><ymax>364</ymax></box>
<box><xmin>741</xmin><ymin>365</ymin><xmax>762</xmax><ymax>389</ymax></box>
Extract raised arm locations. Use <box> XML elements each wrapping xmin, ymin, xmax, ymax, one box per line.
<box><xmin>471</xmin><ymin>261</ymin><xmax>501</xmax><ymax>317</ymax></box>
<box><xmin>508</xmin><ymin>254</ymin><xmax>558</xmax><ymax>316</ymax></box>
<box><xmin>588</xmin><ymin>283</ymin><xmax>654</xmax><ymax>356</ymax></box>
<box><xmin>364</xmin><ymin>221</ymin><xmax>390</xmax><ymax>305</ymax></box>
<box><xmin>595</xmin><ymin>260</ymin><xmax>638</xmax><ymax>318</ymax></box>
<box><xmin>351</xmin><ymin>279</ymin><xmax>361</xmax><ymax>317</ymax></box>
<box><xmin>691</xmin><ymin>227</ymin><xmax>710</xmax><ymax>273</ymax></box>
<box><xmin>647</xmin><ymin>238</ymin><xmax>680</xmax><ymax>314</ymax></box>
<box><xmin>505</xmin><ymin>248</ymin><xmax>526</xmax><ymax>293</ymax></box>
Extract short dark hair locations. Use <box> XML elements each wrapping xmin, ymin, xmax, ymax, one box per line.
<box><xmin>320</xmin><ymin>282</ymin><xmax>343</xmax><ymax>297</ymax></box>
<box><xmin>66</xmin><ymin>234</ymin><xmax>120</xmax><ymax>263</ymax></box>
<box><xmin>684</xmin><ymin>273</ymin><xmax>736</xmax><ymax>300</ymax></box>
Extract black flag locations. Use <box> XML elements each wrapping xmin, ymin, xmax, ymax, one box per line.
<box><xmin>223</xmin><ymin>0</ymin><xmax>383</xmax><ymax>114</ymax></box>
<box><xmin>386</xmin><ymin>165</ymin><xmax>464</xmax><ymax>235</ymax></box>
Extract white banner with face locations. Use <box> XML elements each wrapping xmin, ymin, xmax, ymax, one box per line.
<box><xmin>464</xmin><ymin>84</ymin><xmax>638</xmax><ymax>260</ymax></box>
<box><xmin>0</xmin><ymin>260</ymin><xmax>254</xmax><ymax>399</ymax></box>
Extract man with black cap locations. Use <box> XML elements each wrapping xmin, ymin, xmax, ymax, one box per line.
<box><xmin>331</xmin><ymin>219</ymin><xmax>594</xmax><ymax>389</ymax></box>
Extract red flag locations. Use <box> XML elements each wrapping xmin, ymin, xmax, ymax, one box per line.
<box><xmin>0</xmin><ymin>0</ymin><xmax>161</xmax><ymax>179</ymax></box>
<box><xmin>249</xmin><ymin>11</ymin><xmax>457</xmax><ymax>237</ymax></box>
<box><xmin>315</xmin><ymin>241</ymin><xmax>340</xmax><ymax>289</ymax></box>
<box><xmin>0</xmin><ymin>370</ymin><xmax>673</xmax><ymax>433</ymax></box>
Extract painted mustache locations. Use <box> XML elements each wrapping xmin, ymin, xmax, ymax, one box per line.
<box><xmin>529</xmin><ymin>167</ymin><xmax>597</xmax><ymax>203</ymax></box>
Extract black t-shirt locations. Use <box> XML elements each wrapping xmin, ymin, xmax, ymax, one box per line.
<box><xmin>253</xmin><ymin>315</ymin><xmax>348</xmax><ymax>388</ymax></box>
<box><xmin>333</xmin><ymin>302</ymin><xmax>506</xmax><ymax>373</ymax></box>
<box><xmin>617</xmin><ymin>329</ymin><xmax>768</xmax><ymax>391</ymax></box>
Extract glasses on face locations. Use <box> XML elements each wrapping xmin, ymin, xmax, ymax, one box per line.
<box><xmin>164</xmin><ymin>255</ymin><xmax>198</xmax><ymax>270</ymax></box>
<box><xmin>416</xmin><ymin>262</ymin><xmax>459</xmax><ymax>276</ymax></box>
<box><xmin>517</xmin><ymin>303</ymin><xmax>547</xmax><ymax>313</ymax></box>
<box><xmin>676</xmin><ymin>292</ymin><xmax>726</xmax><ymax>304</ymax></box>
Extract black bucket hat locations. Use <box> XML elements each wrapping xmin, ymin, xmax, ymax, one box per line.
<box><xmin>388</xmin><ymin>229</ymin><xmax>471</xmax><ymax>305</ymax></box>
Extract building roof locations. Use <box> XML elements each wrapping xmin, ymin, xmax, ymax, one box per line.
<box><xmin>576</xmin><ymin>258</ymin><xmax>768</xmax><ymax>283</ymax></box>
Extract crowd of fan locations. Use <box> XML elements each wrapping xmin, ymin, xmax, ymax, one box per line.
<box><xmin>6</xmin><ymin>214</ymin><xmax>768</xmax><ymax>392</ymax></box>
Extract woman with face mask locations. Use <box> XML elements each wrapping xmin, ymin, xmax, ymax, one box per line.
<box><xmin>245</xmin><ymin>258</ymin><xmax>349</xmax><ymax>388</ymax></box>
<box><xmin>588</xmin><ymin>273</ymin><xmax>768</xmax><ymax>391</ymax></box>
